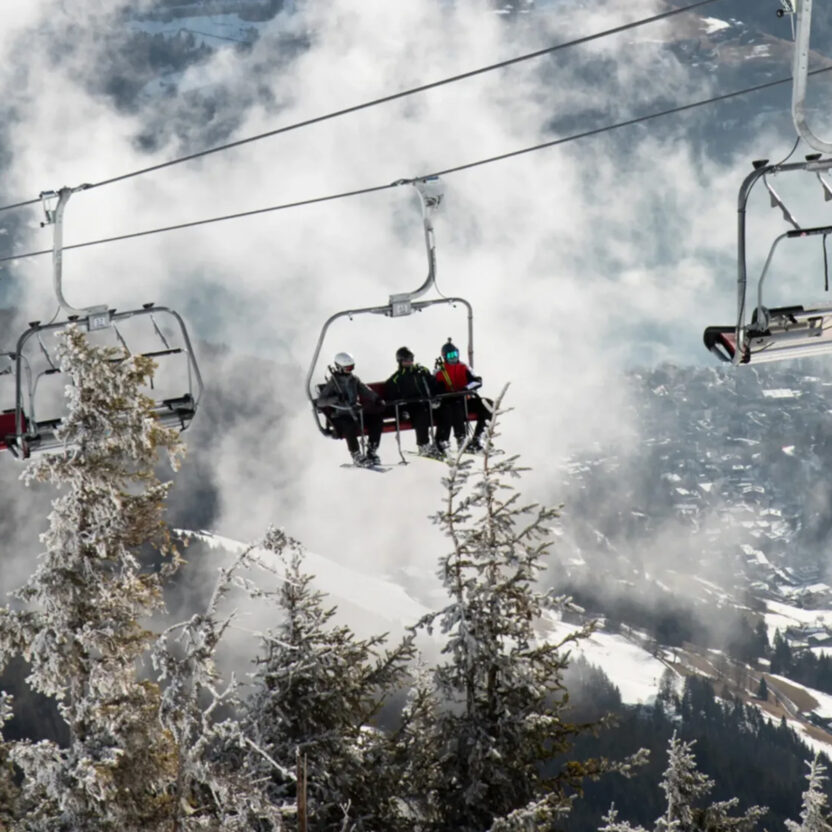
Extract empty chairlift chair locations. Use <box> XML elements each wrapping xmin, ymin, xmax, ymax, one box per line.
<box><xmin>1</xmin><ymin>186</ymin><xmax>204</xmax><ymax>459</ymax></box>
<box><xmin>703</xmin><ymin>156</ymin><xmax>832</xmax><ymax>366</ymax></box>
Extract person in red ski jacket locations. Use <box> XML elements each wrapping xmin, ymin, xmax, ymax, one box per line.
<box><xmin>433</xmin><ymin>339</ymin><xmax>492</xmax><ymax>453</ymax></box>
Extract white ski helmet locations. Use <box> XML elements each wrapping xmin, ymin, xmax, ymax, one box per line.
<box><xmin>334</xmin><ymin>351</ymin><xmax>356</xmax><ymax>372</ymax></box>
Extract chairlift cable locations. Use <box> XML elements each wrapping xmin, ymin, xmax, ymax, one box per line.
<box><xmin>2</xmin><ymin>64</ymin><xmax>832</xmax><ymax>266</ymax></box>
<box><xmin>0</xmin><ymin>0</ymin><xmax>723</xmax><ymax>216</ymax></box>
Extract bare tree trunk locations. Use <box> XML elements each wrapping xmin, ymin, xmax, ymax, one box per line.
<box><xmin>297</xmin><ymin>749</ymin><xmax>307</xmax><ymax>832</ymax></box>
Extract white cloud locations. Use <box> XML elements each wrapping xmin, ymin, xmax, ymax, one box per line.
<box><xmin>0</xmin><ymin>0</ymin><xmax>814</xmax><ymax>588</ymax></box>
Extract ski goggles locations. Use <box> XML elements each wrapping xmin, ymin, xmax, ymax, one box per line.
<box><xmin>444</xmin><ymin>350</ymin><xmax>459</xmax><ymax>361</ymax></box>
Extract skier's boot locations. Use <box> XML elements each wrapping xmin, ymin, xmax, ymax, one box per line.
<box><xmin>351</xmin><ymin>450</ymin><xmax>370</xmax><ymax>467</ymax></box>
<box><xmin>366</xmin><ymin>441</ymin><xmax>381</xmax><ymax>466</ymax></box>
<box><xmin>418</xmin><ymin>442</ymin><xmax>443</xmax><ymax>458</ymax></box>
<box><xmin>464</xmin><ymin>434</ymin><xmax>483</xmax><ymax>453</ymax></box>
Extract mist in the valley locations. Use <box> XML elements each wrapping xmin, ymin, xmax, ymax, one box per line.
<box><xmin>1</xmin><ymin>0</ymin><xmax>832</xmax><ymax>686</ymax></box>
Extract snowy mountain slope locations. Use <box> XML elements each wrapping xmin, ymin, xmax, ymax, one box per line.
<box><xmin>182</xmin><ymin>527</ymin><xmax>832</xmax><ymax>754</ymax></box>
<box><xmin>180</xmin><ymin>529</ymin><xmax>431</xmax><ymax>638</ymax></box>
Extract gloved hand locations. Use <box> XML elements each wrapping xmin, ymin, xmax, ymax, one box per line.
<box><xmin>466</xmin><ymin>380</ymin><xmax>482</xmax><ymax>391</ymax></box>
<box><xmin>431</xmin><ymin>400</ymin><xmax>441</xmax><ymax>410</ymax></box>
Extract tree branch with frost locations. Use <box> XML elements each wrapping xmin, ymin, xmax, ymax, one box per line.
<box><xmin>786</xmin><ymin>754</ymin><xmax>832</xmax><ymax>832</ymax></box>
<box><xmin>152</xmin><ymin>546</ymin><xmax>285</xmax><ymax>829</ymax></box>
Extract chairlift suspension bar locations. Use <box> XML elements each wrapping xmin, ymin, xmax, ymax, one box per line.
<box><xmin>40</xmin><ymin>185</ymin><xmax>110</xmax><ymax>329</ymax></box>
<box><xmin>389</xmin><ymin>179</ymin><xmax>443</xmax><ymax>314</ymax></box>
<box><xmin>791</xmin><ymin>0</ymin><xmax>832</xmax><ymax>155</ymax></box>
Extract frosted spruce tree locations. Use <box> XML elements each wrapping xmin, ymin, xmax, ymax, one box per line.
<box><xmin>0</xmin><ymin>327</ymin><xmax>280</xmax><ymax>830</ymax></box>
<box><xmin>785</xmin><ymin>755</ymin><xmax>832</xmax><ymax>832</ymax></box>
<box><xmin>599</xmin><ymin>732</ymin><xmax>766</xmax><ymax>832</ymax></box>
<box><xmin>243</xmin><ymin>527</ymin><xmax>418</xmax><ymax>832</ymax></box>
<box><xmin>0</xmin><ymin>326</ymin><xmax>184</xmax><ymax>829</ymax></box>
<box><xmin>415</xmin><ymin>391</ymin><xmax>646</xmax><ymax>832</ymax></box>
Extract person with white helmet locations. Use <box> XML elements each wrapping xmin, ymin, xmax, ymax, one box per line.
<box><xmin>316</xmin><ymin>351</ymin><xmax>384</xmax><ymax>466</ymax></box>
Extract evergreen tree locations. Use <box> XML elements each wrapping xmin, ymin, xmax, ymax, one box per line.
<box><xmin>0</xmin><ymin>327</ymin><xmax>279</xmax><ymax>830</ymax></box>
<box><xmin>416</xmin><ymin>392</ymin><xmax>645</xmax><ymax>832</ymax></box>
<box><xmin>772</xmin><ymin>629</ymin><xmax>793</xmax><ymax>675</ymax></box>
<box><xmin>756</xmin><ymin>676</ymin><xmax>769</xmax><ymax>702</ymax></box>
<box><xmin>785</xmin><ymin>755</ymin><xmax>832</xmax><ymax>832</ymax></box>
<box><xmin>0</xmin><ymin>327</ymin><xmax>183</xmax><ymax>830</ymax></box>
<box><xmin>243</xmin><ymin>527</ymin><xmax>417</xmax><ymax>831</ymax></box>
<box><xmin>599</xmin><ymin>732</ymin><xmax>767</xmax><ymax>832</ymax></box>
<box><xmin>753</xmin><ymin>620</ymin><xmax>770</xmax><ymax>661</ymax></box>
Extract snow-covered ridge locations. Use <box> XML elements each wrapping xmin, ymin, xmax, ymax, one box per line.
<box><xmin>179</xmin><ymin>529</ymin><xmax>430</xmax><ymax>631</ymax></box>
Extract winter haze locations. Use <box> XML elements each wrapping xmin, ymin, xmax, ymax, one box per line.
<box><xmin>1</xmin><ymin>0</ymin><xmax>832</xmax><ymax>649</ymax></box>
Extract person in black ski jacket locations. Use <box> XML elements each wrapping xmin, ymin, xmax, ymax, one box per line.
<box><xmin>384</xmin><ymin>346</ymin><xmax>444</xmax><ymax>455</ymax></box>
<box><xmin>316</xmin><ymin>351</ymin><xmax>384</xmax><ymax>465</ymax></box>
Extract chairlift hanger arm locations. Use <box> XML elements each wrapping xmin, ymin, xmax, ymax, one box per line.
<box><xmin>388</xmin><ymin>178</ymin><xmax>443</xmax><ymax>305</ymax></box>
<box><xmin>791</xmin><ymin>0</ymin><xmax>832</xmax><ymax>155</ymax></box>
<box><xmin>40</xmin><ymin>184</ymin><xmax>111</xmax><ymax>327</ymax></box>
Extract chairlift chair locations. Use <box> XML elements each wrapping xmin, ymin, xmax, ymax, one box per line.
<box><xmin>2</xmin><ymin>186</ymin><xmax>204</xmax><ymax>459</ymax></box>
<box><xmin>703</xmin><ymin>156</ymin><xmax>832</xmax><ymax>366</ymax></box>
<box><xmin>704</xmin><ymin>0</ymin><xmax>832</xmax><ymax>366</ymax></box>
<box><xmin>306</xmin><ymin>177</ymin><xmax>477</xmax><ymax>463</ymax></box>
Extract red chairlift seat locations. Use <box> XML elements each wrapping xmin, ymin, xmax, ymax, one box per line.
<box><xmin>314</xmin><ymin>381</ymin><xmax>478</xmax><ymax>438</ymax></box>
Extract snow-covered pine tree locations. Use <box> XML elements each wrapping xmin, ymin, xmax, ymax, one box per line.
<box><xmin>0</xmin><ymin>327</ymin><xmax>281</xmax><ymax>831</ymax></box>
<box><xmin>599</xmin><ymin>732</ymin><xmax>766</xmax><ymax>832</ymax></box>
<box><xmin>785</xmin><ymin>754</ymin><xmax>832</xmax><ymax>832</ymax></box>
<box><xmin>415</xmin><ymin>390</ymin><xmax>646</xmax><ymax>832</ymax></box>
<box><xmin>243</xmin><ymin>527</ymin><xmax>417</xmax><ymax>832</ymax></box>
<box><xmin>0</xmin><ymin>326</ymin><xmax>183</xmax><ymax>829</ymax></box>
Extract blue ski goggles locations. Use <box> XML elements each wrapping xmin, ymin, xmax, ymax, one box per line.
<box><xmin>444</xmin><ymin>350</ymin><xmax>459</xmax><ymax>361</ymax></box>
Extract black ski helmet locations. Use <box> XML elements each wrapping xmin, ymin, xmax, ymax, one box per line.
<box><xmin>441</xmin><ymin>339</ymin><xmax>460</xmax><ymax>363</ymax></box>
<box><xmin>396</xmin><ymin>346</ymin><xmax>414</xmax><ymax>363</ymax></box>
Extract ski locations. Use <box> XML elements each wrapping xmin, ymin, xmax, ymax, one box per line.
<box><xmin>339</xmin><ymin>463</ymin><xmax>392</xmax><ymax>473</ymax></box>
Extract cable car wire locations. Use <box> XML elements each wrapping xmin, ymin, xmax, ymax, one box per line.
<box><xmin>0</xmin><ymin>0</ymin><xmax>722</xmax><ymax>217</ymax></box>
<box><xmin>2</xmin><ymin>63</ymin><xmax>831</xmax><ymax>266</ymax></box>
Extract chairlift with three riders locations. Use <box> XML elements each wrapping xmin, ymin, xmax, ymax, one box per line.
<box><xmin>306</xmin><ymin>177</ymin><xmax>480</xmax><ymax>465</ymax></box>
<box><xmin>704</xmin><ymin>0</ymin><xmax>832</xmax><ymax>365</ymax></box>
<box><xmin>0</xmin><ymin>185</ymin><xmax>204</xmax><ymax>459</ymax></box>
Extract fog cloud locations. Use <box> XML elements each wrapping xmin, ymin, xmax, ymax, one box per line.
<box><xmin>0</xmin><ymin>0</ymin><xmax>823</xmax><ymax>610</ymax></box>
